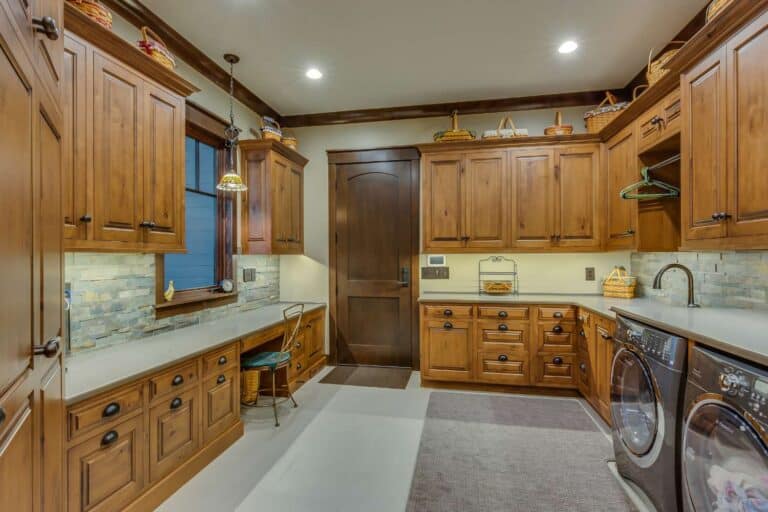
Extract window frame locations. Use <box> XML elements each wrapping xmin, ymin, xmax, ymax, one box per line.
<box><xmin>155</xmin><ymin>103</ymin><xmax>237</xmax><ymax>319</ymax></box>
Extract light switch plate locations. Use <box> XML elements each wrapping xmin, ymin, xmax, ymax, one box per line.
<box><xmin>243</xmin><ymin>268</ymin><xmax>256</xmax><ymax>282</ymax></box>
<box><xmin>585</xmin><ymin>267</ymin><xmax>596</xmax><ymax>281</ymax></box>
<box><xmin>422</xmin><ymin>266</ymin><xmax>449</xmax><ymax>279</ymax></box>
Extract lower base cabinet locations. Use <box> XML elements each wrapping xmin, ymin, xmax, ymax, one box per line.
<box><xmin>149</xmin><ymin>387</ymin><xmax>201</xmax><ymax>483</ymax></box>
<box><xmin>420</xmin><ymin>318</ymin><xmax>473</xmax><ymax>381</ymax></box>
<box><xmin>203</xmin><ymin>366</ymin><xmax>239</xmax><ymax>444</ymax></box>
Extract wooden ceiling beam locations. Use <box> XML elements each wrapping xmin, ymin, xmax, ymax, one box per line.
<box><xmin>100</xmin><ymin>0</ymin><xmax>280</xmax><ymax>120</ymax></box>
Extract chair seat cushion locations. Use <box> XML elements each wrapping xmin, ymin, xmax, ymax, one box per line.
<box><xmin>241</xmin><ymin>351</ymin><xmax>291</xmax><ymax>370</ymax></box>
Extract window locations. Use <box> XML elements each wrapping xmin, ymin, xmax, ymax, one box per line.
<box><xmin>156</xmin><ymin>108</ymin><xmax>236</xmax><ymax>318</ymax></box>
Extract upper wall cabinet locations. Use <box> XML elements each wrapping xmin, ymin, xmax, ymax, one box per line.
<box><xmin>682</xmin><ymin>9</ymin><xmax>768</xmax><ymax>250</ymax></box>
<box><xmin>62</xmin><ymin>6</ymin><xmax>197</xmax><ymax>253</ymax></box>
<box><xmin>604</xmin><ymin>126</ymin><xmax>638</xmax><ymax>250</ymax></box>
<box><xmin>240</xmin><ymin>140</ymin><xmax>307</xmax><ymax>255</ymax></box>
<box><xmin>420</xmin><ymin>137</ymin><xmax>602</xmax><ymax>253</ymax></box>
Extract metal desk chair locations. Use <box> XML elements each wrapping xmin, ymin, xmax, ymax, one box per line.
<box><xmin>240</xmin><ymin>303</ymin><xmax>303</xmax><ymax>426</ymax></box>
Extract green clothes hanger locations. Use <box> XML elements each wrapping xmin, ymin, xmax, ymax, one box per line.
<box><xmin>620</xmin><ymin>154</ymin><xmax>681</xmax><ymax>200</ymax></box>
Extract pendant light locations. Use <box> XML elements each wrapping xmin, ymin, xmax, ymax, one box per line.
<box><xmin>216</xmin><ymin>53</ymin><xmax>247</xmax><ymax>192</ymax></box>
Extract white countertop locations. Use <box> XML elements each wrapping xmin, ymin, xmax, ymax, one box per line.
<box><xmin>65</xmin><ymin>302</ymin><xmax>326</xmax><ymax>404</ymax></box>
<box><xmin>419</xmin><ymin>293</ymin><xmax>768</xmax><ymax>366</ymax></box>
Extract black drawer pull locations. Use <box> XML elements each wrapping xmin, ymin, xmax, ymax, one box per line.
<box><xmin>443</xmin><ymin>322</ymin><xmax>453</xmax><ymax>330</ymax></box>
<box><xmin>79</xmin><ymin>214</ymin><xmax>92</xmax><ymax>223</ymax></box>
<box><xmin>172</xmin><ymin>375</ymin><xmax>184</xmax><ymax>386</ymax></box>
<box><xmin>295</xmin><ymin>342</ymin><xmax>302</xmax><ymax>349</ymax></box>
<box><xmin>498</xmin><ymin>323</ymin><xmax>508</xmax><ymax>331</ymax></box>
<box><xmin>553</xmin><ymin>311</ymin><xmax>564</xmax><ymax>319</ymax></box>
<box><xmin>552</xmin><ymin>325</ymin><xmax>563</xmax><ymax>334</ymax></box>
<box><xmin>579</xmin><ymin>362</ymin><xmax>587</xmax><ymax>372</ymax></box>
<box><xmin>218</xmin><ymin>355</ymin><xmax>227</xmax><ymax>365</ymax></box>
<box><xmin>102</xmin><ymin>402</ymin><xmax>121</xmax><ymax>418</ymax></box>
<box><xmin>498</xmin><ymin>311</ymin><xmax>508</xmax><ymax>318</ymax></box>
<box><xmin>217</xmin><ymin>375</ymin><xmax>226</xmax><ymax>385</ymax></box>
<box><xmin>170</xmin><ymin>397</ymin><xmax>183</xmax><ymax>410</ymax></box>
<box><xmin>101</xmin><ymin>430</ymin><xmax>118</xmax><ymax>446</ymax></box>
<box><xmin>553</xmin><ymin>357</ymin><xmax>564</xmax><ymax>365</ymax></box>
<box><xmin>498</xmin><ymin>354</ymin><xmax>509</xmax><ymax>362</ymax></box>
<box><xmin>443</xmin><ymin>309</ymin><xmax>453</xmax><ymax>317</ymax></box>
<box><xmin>297</xmin><ymin>363</ymin><xmax>303</xmax><ymax>370</ymax></box>
<box><xmin>600</xmin><ymin>332</ymin><xmax>612</xmax><ymax>340</ymax></box>
<box><xmin>579</xmin><ymin>329</ymin><xmax>586</xmax><ymax>337</ymax></box>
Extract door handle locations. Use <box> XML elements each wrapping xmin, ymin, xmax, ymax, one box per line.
<box><xmin>79</xmin><ymin>214</ymin><xmax>92</xmax><ymax>223</ymax></box>
<box><xmin>33</xmin><ymin>337</ymin><xmax>60</xmax><ymax>358</ymax></box>
<box><xmin>32</xmin><ymin>16</ymin><xmax>60</xmax><ymax>40</ymax></box>
<box><xmin>397</xmin><ymin>267</ymin><xmax>409</xmax><ymax>287</ymax></box>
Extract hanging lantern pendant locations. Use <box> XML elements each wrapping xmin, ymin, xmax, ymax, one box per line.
<box><xmin>216</xmin><ymin>53</ymin><xmax>247</xmax><ymax>192</ymax></box>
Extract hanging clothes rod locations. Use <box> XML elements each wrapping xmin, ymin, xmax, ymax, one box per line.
<box><xmin>620</xmin><ymin>153</ymin><xmax>681</xmax><ymax>201</ymax></box>
<box><xmin>647</xmin><ymin>153</ymin><xmax>681</xmax><ymax>172</ymax></box>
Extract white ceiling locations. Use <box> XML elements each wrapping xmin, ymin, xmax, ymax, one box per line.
<box><xmin>142</xmin><ymin>0</ymin><xmax>708</xmax><ymax>115</ymax></box>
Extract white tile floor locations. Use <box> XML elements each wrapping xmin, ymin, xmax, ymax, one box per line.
<box><xmin>158</xmin><ymin>367</ymin><xmax>641</xmax><ymax>512</ymax></box>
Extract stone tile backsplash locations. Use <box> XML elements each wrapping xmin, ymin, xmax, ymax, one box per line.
<box><xmin>631</xmin><ymin>251</ymin><xmax>768</xmax><ymax>309</ymax></box>
<box><xmin>65</xmin><ymin>253</ymin><xmax>279</xmax><ymax>353</ymax></box>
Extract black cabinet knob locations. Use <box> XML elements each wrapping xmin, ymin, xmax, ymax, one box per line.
<box><xmin>102</xmin><ymin>402</ymin><xmax>120</xmax><ymax>418</ymax></box>
<box><xmin>498</xmin><ymin>354</ymin><xmax>509</xmax><ymax>362</ymax></box>
<box><xmin>498</xmin><ymin>311</ymin><xmax>508</xmax><ymax>318</ymax></box>
<box><xmin>498</xmin><ymin>323</ymin><xmax>508</xmax><ymax>331</ymax></box>
<box><xmin>552</xmin><ymin>325</ymin><xmax>563</xmax><ymax>334</ymax></box>
<box><xmin>33</xmin><ymin>337</ymin><xmax>60</xmax><ymax>358</ymax></box>
<box><xmin>553</xmin><ymin>311</ymin><xmax>564</xmax><ymax>319</ymax></box>
<box><xmin>579</xmin><ymin>362</ymin><xmax>587</xmax><ymax>372</ymax></box>
<box><xmin>217</xmin><ymin>375</ymin><xmax>226</xmax><ymax>385</ymax></box>
<box><xmin>443</xmin><ymin>322</ymin><xmax>453</xmax><ymax>330</ymax></box>
<box><xmin>80</xmin><ymin>214</ymin><xmax>92</xmax><ymax>223</ymax></box>
<box><xmin>170</xmin><ymin>397</ymin><xmax>183</xmax><ymax>410</ymax></box>
<box><xmin>443</xmin><ymin>309</ymin><xmax>453</xmax><ymax>317</ymax></box>
<box><xmin>172</xmin><ymin>375</ymin><xmax>184</xmax><ymax>386</ymax></box>
<box><xmin>218</xmin><ymin>355</ymin><xmax>227</xmax><ymax>365</ymax></box>
<box><xmin>579</xmin><ymin>329</ymin><xmax>586</xmax><ymax>337</ymax></box>
<box><xmin>553</xmin><ymin>357</ymin><xmax>564</xmax><ymax>365</ymax></box>
<box><xmin>32</xmin><ymin>16</ymin><xmax>60</xmax><ymax>40</ymax></box>
<box><xmin>600</xmin><ymin>332</ymin><xmax>612</xmax><ymax>340</ymax></box>
<box><xmin>101</xmin><ymin>430</ymin><xmax>118</xmax><ymax>446</ymax></box>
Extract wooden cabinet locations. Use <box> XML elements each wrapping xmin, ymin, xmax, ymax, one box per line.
<box><xmin>531</xmin><ymin>306</ymin><xmax>578</xmax><ymax>389</ymax></box>
<box><xmin>203</xmin><ymin>367</ymin><xmax>239</xmax><ymax>443</ymax></box>
<box><xmin>240</xmin><ymin>140</ymin><xmax>307</xmax><ymax>254</ymax></box>
<box><xmin>554</xmin><ymin>145</ymin><xmax>601</xmax><ymax>248</ymax></box>
<box><xmin>637</xmin><ymin>88</ymin><xmax>682</xmax><ymax>154</ymax></box>
<box><xmin>604</xmin><ymin>126</ymin><xmax>638</xmax><ymax>249</ymax></box>
<box><xmin>421</xmin><ymin>317</ymin><xmax>473</xmax><ymax>381</ymax></box>
<box><xmin>422</xmin><ymin>152</ymin><xmax>464</xmax><ymax>249</ymax></box>
<box><xmin>510</xmin><ymin>148</ymin><xmax>554</xmax><ymax>249</ymax></box>
<box><xmin>62</xmin><ymin>25</ymin><xmax>196</xmax><ymax>252</ymax></box>
<box><xmin>682</xmin><ymin>10</ymin><xmax>768</xmax><ymax>249</ymax></box>
<box><xmin>148</xmin><ymin>386</ymin><xmax>200</xmax><ymax>483</ymax></box>
<box><xmin>594</xmin><ymin>318</ymin><xmax>616</xmax><ymax>424</ymax></box>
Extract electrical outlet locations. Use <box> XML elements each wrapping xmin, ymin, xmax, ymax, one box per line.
<box><xmin>243</xmin><ymin>268</ymin><xmax>257</xmax><ymax>282</ymax></box>
<box><xmin>585</xmin><ymin>267</ymin><xmax>595</xmax><ymax>281</ymax></box>
<box><xmin>421</xmin><ymin>266</ymin><xmax>449</xmax><ymax>279</ymax></box>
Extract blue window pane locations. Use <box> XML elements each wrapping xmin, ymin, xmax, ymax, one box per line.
<box><xmin>165</xmin><ymin>191</ymin><xmax>217</xmax><ymax>290</ymax></box>
<box><xmin>198</xmin><ymin>142</ymin><xmax>216</xmax><ymax>194</ymax></box>
<box><xmin>185</xmin><ymin>137</ymin><xmax>197</xmax><ymax>188</ymax></box>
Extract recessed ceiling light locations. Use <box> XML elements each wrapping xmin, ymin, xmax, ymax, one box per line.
<box><xmin>305</xmin><ymin>68</ymin><xmax>323</xmax><ymax>80</ymax></box>
<box><xmin>558</xmin><ymin>41</ymin><xmax>578</xmax><ymax>54</ymax></box>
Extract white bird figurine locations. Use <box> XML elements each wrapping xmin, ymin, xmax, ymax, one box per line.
<box><xmin>164</xmin><ymin>280</ymin><xmax>175</xmax><ymax>302</ymax></box>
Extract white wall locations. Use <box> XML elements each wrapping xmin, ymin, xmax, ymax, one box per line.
<box><xmin>278</xmin><ymin>107</ymin><xmax>632</xmax><ymax>306</ymax></box>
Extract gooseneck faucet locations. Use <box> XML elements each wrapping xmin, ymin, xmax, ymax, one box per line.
<box><xmin>652</xmin><ymin>263</ymin><xmax>700</xmax><ymax>308</ymax></box>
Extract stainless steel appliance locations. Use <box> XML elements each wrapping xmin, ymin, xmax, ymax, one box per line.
<box><xmin>611</xmin><ymin>315</ymin><xmax>688</xmax><ymax>512</ymax></box>
<box><xmin>682</xmin><ymin>346</ymin><xmax>768</xmax><ymax>512</ymax></box>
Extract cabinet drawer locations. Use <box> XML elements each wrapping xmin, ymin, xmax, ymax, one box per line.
<box><xmin>533</xmin><ymin>353</ymin><xmax>577</xmax><ymax>388</ymax></box>
<box><xmin>203</xmin><ymin>367</ymin><xmax>239</xmax><ymax>444</ymax></box>
<box><xmin>537</xmin><ymin>306</ymin><xmax>576</xmax><ymax>321</ymax></box>
<box><xmin>289</xmin><ymin>353</ymin><xmax>309</xmax><ymax>382</ymax></box>
<box><xmin>67</xmin><ymin>415</ymin><xmax>145</xmax><ymax>512</ymax></box>
<box><xmin>477</xmin><ymin>306</ymin><xmax>529</xmax><ymax>320</ymax></box>
<box><xmin>148</xmin><ymin>386</ymin><xmax>200</xmax><ymax>483</ymax></box>
<box><xmin>291</xmin><ymin>333</ymin><xmax>307</xmax><ymax>359</ymax></box>
<box><xmin>423</xmin><ymin>304</ymin><xmax>473</xmax><ymax>319</ymax></box>
<box><xmin>476</xmin><ymin>351</ymin><xmax>529</xmax><ymax>385</ymax></box>
<box><xmin>537</xmin><ymin>321</ymin><xmax>577</xmax><ymax>352</ymax></box>
<box><xmin>476</xmin><ymin>320</ymin><xmax>528</xmax><ymax>351</ymax></box>
<box><xmin>149</xmin><ymin>361</ymin><xmax>198</xmax><ymax>402</ymax></box>
<box><xmin>202</xmin><ymin>344</ymin><xmax>238</xmax><ymax>377</ymax></box>
<box><xmin>67</xmin><ymin>383</ymin><xmax>143</xmax><ymax>441</ymax></box>
<box><xmin>637</xmin><ymin>105</ymin><xmax>664</xmax><ymax>152</ymax></box>
<box><xmin>662</xmin><ymin>88</ymin><xmax>681</xmax><ymax>135</ymax></box>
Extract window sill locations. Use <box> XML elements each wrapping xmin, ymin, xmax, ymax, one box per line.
<box><xmin>155</xmin><ymin>289</ymin><xmax>238</xmax><ymax>319</ymax></box>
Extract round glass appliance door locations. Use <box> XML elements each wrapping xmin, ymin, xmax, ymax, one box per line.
<box><xmin>683</xmin><ymin>401</ymin><xmax>768</xmax><ymax>511</ymax></box>
<box><xmin>612</xmin><ymin>348</ymin><xmax>658</xmax><ymax>456</ymax></box>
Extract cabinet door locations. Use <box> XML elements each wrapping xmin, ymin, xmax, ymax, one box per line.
<box><xmin>270</xmin><ymin>154</ymin><xmax>290</xmax><ymax>249</ymax></box>
<box><xmin>681</xmin><ymin>47</ymin><xmax>728</xmax><ymax>242</ymax></box>
<box><xmin>422</xmin><ymin>153</ymin><xmax>465</xmax><ymax>250</ymax></box>
<box><xmin>0</xmin><ymin>382</ymin><xmax>35</xmax><ymax>512</ymax></box>
<box><xmin>67</xmin><ymin>415</ymin><xmax>145</xmax><ymax>512</ymax></box>
<box><xmin>725</xmin><ymin>11</ymin><xmax>768</xmax><ymax>241</ymax></box>
<box><xmin>595</xmin><ymin>321</ymin><xmax>615</xmax><ymax>425</ymax></box>
<box><xmin>148</xmin><ymin>386</ymin><xmax>200</xmax><ymax>483</ymax></box>
<box><xmin>32</xmin><ymin>0</ymin><xmax>63</xmax><ymax>97</ymax></box>
<box><xmin>510</xmin><ymin>148</ymin><xmax>555</xmax><ymax>249</ymax></box>
<box><xmin>241</xmin><ymin>150</ymin><xmax>269</xmax><ymax>253</ymax></box>
<box><xmin>554</xmin><ymin>145</ymin><xmax>601</xmax><ymax>248</ymax></box>
<box><xmin>62</xmin><ymin>34</ymin><xmax>89</xmax><ymax>241</ymax></box>
<box><xmin>287</xmin><ymin>162</ymin><xmax>303</xmax><ymax>251</ymax></box>
<box><xmin>464</xmin><ymin>151</ymin><xmax>508</xmax><ymax>248</ymax></box>
<box><xmin>40</xmin><ymin>358</ymin><xmax>64</xmax><ymax>512</ymax></box>
<box><xmin>604</xmin><ymin>127</ymin><xmax>638</xmax><ymax>249</ymax></box>
<box><xmin>143</xmin><ymin>83</ymin><xmax>184</xmax><ymax>247</ymax></box>
<box><xmin>202</xmin><ymin>367</ymin><xmax>238</xmax><ymax>444</ymax></box>
<box><xmin>422</xmin><ymin>318</ymin><xmax>472</xmax><ymax>381</ymax></box>
<box><xmin>307</xmin><ymin>313</ymin><xmax>325</xmax><ymax>363</ymax></box>
<box><xmin>92</xmin><ymin>52</ymin><xmax>144</xmax><ymax>244</ymax></box>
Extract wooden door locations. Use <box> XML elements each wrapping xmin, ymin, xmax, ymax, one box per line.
<box><xmin>307</xmin><ymin>313</ymin><xmax>325</xmax><ymax>363</ymax></box>
<box><xmin>143</xmin><ymin>83</ymin><xmax>184</xmax><ymax>247</ymax></box>
<box><xmin>422</xmin><ymin>153</ymin><xmax>464</xmax><ymax>250</ymax></box>
<box><xmin>270</xmin><ymin>154</ymin><xmax>290</xmax><ymax>249</ymax></box>
<box><xmin>287</xmin><ymin>162</ymin><xmax>303</xmax><ymax>250</ymax></box>
<box><xmin>464</xmin><ymin>151</ymin><xmax>508</xmax><ymax>248</ymax></box>
<box><xmin>241</xmin><ymin>150</ymin><xmax>269</xmax><ymax>253</ymax></box>
<box><xmin>62</xmin><ymin>34</ymin><xmax>88</xmax><ymax>241</ymax></box>
<box><xmin>92</xmin><ymin>51</ymin><xmax>144</xmax><ymax>244</ymax></box>
<box><xmin>604</xmin><ymin>127</ymin><xmax>638</xmax><ymax>249</ymax></box>
<box><xmin>510</xmin><ymin>148</ymin><xmax>555</xmax><ymax>249</ymax></box>
<box><xmin>32</xmin><ymin>0</ymin><xmax>63</xmax><ymax>98</ymax></box>
<box><xmin>202</xmin><ymin>368</ymin><xmax>238</xmax><ymax>443</ymax></box>
<box><xmin>681</xmin><ymin>47</ymin><xmax>728</xmax><ymax>242</ymax></box>
<box><xmin>335</xmin><ymin>159</ymin><xmax>416</xmax><ymax>367</ymax></box>
<box><xmin>554</xmin><ymin>145</ymin><xmax>601</xmax><ymax>248</ymax></box>
<box><xmin>725</xmin><ymin>11</ymin><xmax>768</xmax><ymax>241</ymax></box>
<box><xmin>595</xmin><ymin>320</ymin><xmax>615</xmax><ymax>424</ymax></box>
<box><xmin>422</xmin><ymin>319</ymin><xmax>473</xmax><ymax>381</ymax></box>
<box><xmin>149</xmin><ymin>387</ymin><xmax>200</xmax><ymax>483</ymax></box>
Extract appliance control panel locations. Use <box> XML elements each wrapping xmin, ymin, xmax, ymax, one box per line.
<box><xmin>615</xmin><ymin>316</ymin><xmax>686</xmax><ymax>370</ymax></box>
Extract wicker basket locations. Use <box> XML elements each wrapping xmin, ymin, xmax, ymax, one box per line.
<box><xmin>706</xmin><ymin>0</ymin><xmax>734</xmax><ymax>22</ymax></box>
<box><xmin>584</xmin><ymin>92</ymin><xmax>630</xmax><ymax>133</ymax></box>
<box><xmin>544</xmin><ymin>111</ymin><xmax>573</xmax><ymax>136</ymax></box>
<box><xmin>137</xmin><ymin>27</ymin><xmax>175</xmax><ymax>70</ymax></box>
<box><xmin>67</xmin><ymin>0</ymin><xmax>112</xmax><ymax>30</ymax></box>
<box><xmin>241</xmin><ymin>369</ymin><xmax>260</xmax><ymax>404</ymax></box>
<box><xmin>482</xmin><ymin>116</ymin><xmax>528</xmax><ymax>139</ymax></box>
<box><xmin>602</xmin><ymin>267</ymin><xmax>637</xmax><ymax>299</ymax></box>
<box><xmin>482</xmin><ymin>280</ymin><xmax>514</xmax><ymax>295</ymax></box>
<box><xmin>647</xmin><ymin>42</ymin><xmax>684</xmax><ymax>86</ymax></box>
<box><xmin>260</xmin><ymin>116</ymin><xmax>283</xmax><ymax>141</ymax></box>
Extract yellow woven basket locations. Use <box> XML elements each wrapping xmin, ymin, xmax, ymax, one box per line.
<box><xmin>137</xmin><ymin>26</ymin><xmax>176</xmax><ymax>70</ymax></box>
<box><xmin>602</xmin><ymin>266</ymin><xmax>637</xmax><ymax>299</ymax></box>
<box><xmin>241</xmin><ymin>369</ymin><xmax>260</xmax><ymax>403</ymax></box>
<box><xmin>68</xmin><ymin>0</ymin><xmax>112</xmax><ymax>30</ymax></box>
